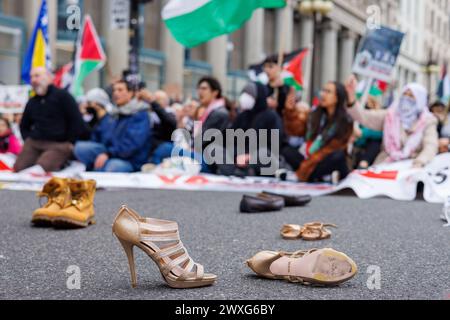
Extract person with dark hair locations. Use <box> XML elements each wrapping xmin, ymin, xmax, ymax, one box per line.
<box><xmin>194</xmin><ymin>76</ymin><xmax>230</xmax><ymax>151</ymax></box>
<box><xmin>0</xmin><ymin>118</ymin><xmax>22</xmax><ymax>155</ymax></box>
<box><xmin>283</xmin><ymin>81</ymin><xmax>354</xmax><ymax>183</ymax></box>
<box><xmin>263</xmin><ymin>55</ymin><xmax>291</xmax><ymax>117</ymax></box>
<box><xmin>429</xmin><ymin>100</ymin><xmax>450</xmax><ymax>153</ymax></box>
<box><xmin>73</xmin><ymin>80</ymin><xmax>151</xmax><ymax>172</ymax></box>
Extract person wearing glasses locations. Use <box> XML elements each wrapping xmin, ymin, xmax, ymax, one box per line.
<box><xmin>282</xmin><ymin>81</ymin><xmax>354</xmax><ymax>183</ymax></box>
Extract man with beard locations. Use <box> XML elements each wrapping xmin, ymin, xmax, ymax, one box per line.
<box><xmin>14</xmin><ymin>67</ymin><xmax>89</xmax><ymax>172</ymax></box>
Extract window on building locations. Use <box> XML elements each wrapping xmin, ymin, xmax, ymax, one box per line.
<box><xmin>264</xmin><ymin>9</ymin><xmax>276</xmax><ymax>55</ymax></box>
<box><xmin>183</xmin><ymin>60</ymin><xmax>212</xmax><ymax>99</ymax></box>
<box><xmin>140</xmin><ymin>48</ymin><xmax>164</xmax><ymax>92</ymax></box>
<box><xmin>0</xmin><ymin>15</ymin><xmax>25</xmax><ymax>85</ymax></box>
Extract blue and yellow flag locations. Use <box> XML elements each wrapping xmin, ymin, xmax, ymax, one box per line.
<box><xmin>21</xmin><ymin>0</ymin><xmax>52</xmax><ymax>84</ymax></box>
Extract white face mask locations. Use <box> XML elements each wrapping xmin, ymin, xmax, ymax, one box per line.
<box><xmin>398</xmin><ymin>95</ymin><xmax>420</xmax><ymax>130</ymax></box>
<box><xmin>83</xmin><ymin>114</ymin><xmax>94</xmax><ymax>123</ymax></box>
<box><xmin>239</xmin><ymin>92</ymin><xmax>256</xmax><ymax>111</ymax></box>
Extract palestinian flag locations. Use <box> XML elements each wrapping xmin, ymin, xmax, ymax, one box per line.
<box><xmin>282</xmin><ymin>49</ymin><xmax>309</xmax><ymax>91</ymax></box>
<box><xmin>53</xmin><ymin>62</ymin><xmax>73</xmax><ymax>90</ymax></box>
<box><xmin>72</xmin><ymin>15</ymin><xmax>106</xmax><ymax>97</ymax></box>
<box><xmin>437</xmin><ymin>64</ymin><xmax>450</xmax><ymax>104</ymax></box>
<box><xmin>162</xmin><ymin>0</ymin><xmax>286</xmax><ymax>48</ymax></box>
<box><xmin>356</xmin><ymin>79</ymin><xmax>388</xmax><ymax>99</ymax></box>
<box><xmin>248</xmin><ymin>48</ymin><xmax>308</xmax><ymax>91</ymax></box>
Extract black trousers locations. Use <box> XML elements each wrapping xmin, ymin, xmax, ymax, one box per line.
<box><xmin>355</xmin><ymin>139</ymin><xmax>382</xmax><ymax>167</ymax></box>
<box><xmin>282</xmin><ymin>146</ymin><xmax>349</xmax><ymax>182</ymax></box>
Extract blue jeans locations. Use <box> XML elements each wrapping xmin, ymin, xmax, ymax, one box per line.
<box><xmin>74</xmin><ymin>141</ymin><xmax>135</xmax><ymax>173</ymax></box>
<box><xmin>150</xmin><ymin>142</ymin><xmax>210</xmax><ymax>173</ymax></box>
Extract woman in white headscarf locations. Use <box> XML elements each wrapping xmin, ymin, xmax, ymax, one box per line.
<box><xmin>345</xmin><ymin>76</ymin><xmax>438</xmax><ymax>168</ymax></box>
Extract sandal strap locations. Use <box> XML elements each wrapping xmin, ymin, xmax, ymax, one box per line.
<box><xmin>161</xmin><ymin>252</ymin><xmax>190</xmax><ymax>276</ymax></box>
<box><xmin>140</xmin><ymin>233</ymin><xmax>180</xmax><ymax>242</ymax></box>
<box><xmin>141</xmin><ymin>220</ymin><xmax>179</xmax><ymax>232</ymax></box>
<box><xmin>152</xmin><ymin>242</ymin><xmax>185</xmax><ymax>259</ymax></box>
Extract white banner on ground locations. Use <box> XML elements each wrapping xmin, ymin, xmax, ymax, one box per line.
<box><xmin>1</xmin><ymin>155</ymin><xmax>450</xmax><ymax>203</ymax></box>
<box><xmin>0</xmin><ymin>85</ymin><xmax>31</xmax><ymax>113</ymax></box>
<box><xmin>335</xmin><ymin>153</ymin><xmax>450</xmax><ymax>203</ymax></box>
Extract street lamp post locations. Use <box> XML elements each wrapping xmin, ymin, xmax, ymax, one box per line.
<box><xmin>297</xmin><ymin>0</ymin><xmax>334</xmax><ymax>105</ymax></box>
<box><xmin>424</xmin><ymin>49</ymin><xmax>440</xmax><ymax>98</ymax></box>
<box><xmin>128</xmin><ymin>0</ymin><xmax>153</xmax><ymax>88</ymax></box>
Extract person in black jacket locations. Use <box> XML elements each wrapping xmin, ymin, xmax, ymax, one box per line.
<box><xmin>148</xmin><ymin>90</ymin><xmax>177</xmax><ymax>164</ymax></box>
<box><xmin>217</xmin><ymin>82</ymin><xmax>286</xmax><ymax>177</ymax></box>
<box><xmin>263</xmin><ymin>55</ymin><xmax>291</xmax><ymax>117</ymax></box>
<box><xmin>14</xmin><ymin>67</ymin><xmax>89</xmax><ymax>172</ymax></box>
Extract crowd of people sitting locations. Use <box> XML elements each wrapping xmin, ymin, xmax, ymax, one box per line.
<box><xmin>1</xmin><ymin>55</ymin><xmax>449</xmax><ymax>183</ymax></box>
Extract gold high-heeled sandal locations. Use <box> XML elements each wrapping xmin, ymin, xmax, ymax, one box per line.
<box><xmin>112</xmin><ymin>205</ymin><xmax>217</xmax><ymax>289</ymax></box>
<box><xmin>246</xmin><ymin>248</ymin><xmax>357</xmax><ymax>286</ymax></box>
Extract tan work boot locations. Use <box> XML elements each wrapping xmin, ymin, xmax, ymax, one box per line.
<box><xmin>32</xmin><ymin>177</ymin><xmax>72</xmax><ymax>226</ymax></box>
<box><xmin>53</xmin><ymin>179</ymin><xmax>97</xmax><ymax>228</ymax></box>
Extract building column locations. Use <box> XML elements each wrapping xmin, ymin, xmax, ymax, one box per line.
<box><xmin>207</xmin><ymin>36</ymin><xmax>228</xmax><ymax>91</ymax></box>
<box><xmin>300</xmin><ymin>15</ymin><xmax>314</xmax><ymax>48</ymax></box>
<box><xmin>101</xmin><ymin>0</ymin><xmax>129</xmax><ymax>84</ymax></box>
<box><xmin>161</xmin><ymin>24</ymin><xmax>185</xmax><ymax>90</ymax></box>
<box><xmin>275</xmin><ymin>5</ymin><xmax>293</xmax><ymax>52</ymax></box>
<box><xmin>299</xmin><ymin>15</ymin><xmax>314</xmax><ymax>103</ymax></box>
<box><xmin>338</xmin><ymin>29</ymin><xmax>357</xmax><ymax>83</ymax></box>
<box><xmin>320</xmin><ymin>19</ymin><xmax>340</xmax><ymax>87</ymax></box>
<box><xmin>244</xmin><ymin>9</ymin><xmax>264</xmax><ymax>66</ymax></box>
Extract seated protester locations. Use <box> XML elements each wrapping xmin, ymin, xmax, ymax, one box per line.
<box><xmin>283</xmin><ymin>82</ymin><xmax>354</xmax><ymax>183</ymax></box>
<box><xmin>217</xmin><ymin>82</ymin><xmax>286</xmax><ymax>177</ymax></box>
<box><xmin>194</xmin><ymin>77</ymin><xmax>230</xmax><ymax>148</ymax></box>
<box><xmin>263</xmin><ymin>55</ymin><xmax>291</xmax><ymax>117</ymax></box>
<box><xmin>429</xmin><ymin>101</ymin><xmax>450</xmax><ymax>153</ymax></box>
<box><xmin>352</xmin><ymin>95</ymin><xmax>383</xmax><ymax>169</ymax></box>
<box><xmin>14</xmin><ymin>67</ymin><xmax>89</xmax><ymax>172</ymax></box>
<box><xmin>146</xmin><ymin>90</ymin><xmax>177</xmax><ymax>165</ymax></box>
<box><xmin>74</xmin><ymin>80</ymin><xmax>151</xmax><ymax>173</ymax></box>
<box><xmin>0</xmin><ymin>118</ymin><xmax>22</xmax><ymax>155</ymax></box>
<box><xmin>191</xmin><ymin>77</ymin><xmax>230</xmax><ymax>172</ymax></box>
<box><xmin>82</xmin><ymin>88</ymin><xmax>113</xmax><ymax>130</ymax></box>
<box><xmin>346</xmin><ymin>76</ymin><xmax>438</xmax><ymax>168</ymax></box>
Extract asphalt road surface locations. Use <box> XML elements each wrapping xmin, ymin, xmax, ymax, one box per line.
<box><xmin>0</xmin><ymin>189</ymin><xmax>449</xmax><ymax>300</ymax></box>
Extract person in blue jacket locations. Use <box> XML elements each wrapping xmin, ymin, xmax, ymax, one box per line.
<box><xmin>74</xmin><ymin>80</ymin><xmax>152</xmax><ymax>172</ymax></box>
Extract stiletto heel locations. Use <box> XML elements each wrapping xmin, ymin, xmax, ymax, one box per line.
<box><xmin>112</xmin><ymin>205</ymin><xmax>216</xmax><ymax>289</ymax></box>
<box><xmin>117</xmin><ymin>238</ymin><xmax>137</xmax><ymax>288</ymax></box>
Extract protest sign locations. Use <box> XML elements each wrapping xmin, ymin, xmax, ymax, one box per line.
<box><xmin>352</xmin><ymin>26</ymin><xmax>405</xmax><ymax>83</ymax></box>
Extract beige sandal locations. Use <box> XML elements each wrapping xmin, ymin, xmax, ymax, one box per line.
<box><xmin>281</xmin><ymin>222</ymin><xmax>337</xmax><ymax>240</ymax></box>
<box><xmin>112</xmin><ymin>205</ymin><xmax>217</xmax><ymax>289</ymax></box>
<box><xmin>246</xmin><ymin>248</ymin><xmax>357</xmax><ymax>286</ymax></box>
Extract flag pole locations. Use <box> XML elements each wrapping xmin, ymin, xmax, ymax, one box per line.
<box><xmin>275</xmin><ymin>0</ymin><xmax>290</xmax><ymax>101</ymax></box>
<box><xmin>359</xmin><ymin>77</ymin><xmax>374</xmax><ymax>108</ymax></box>
<box><xmin>301</xmin><ymin>43</ymin><xmax>314</xmax><ymax>103</ymax></box>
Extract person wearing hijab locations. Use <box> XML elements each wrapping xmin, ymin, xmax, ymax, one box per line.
<box><xmin>346</xmin><ymin>76</ymin><xmax>438</xmax><ymax>168</ymax></box>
